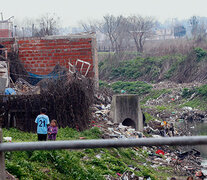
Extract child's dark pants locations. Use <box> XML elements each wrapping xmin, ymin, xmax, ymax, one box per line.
<box><xmin>38</xmin><ymin>134</ymin><xmax>47</xmax><ymax>141</ymax></box>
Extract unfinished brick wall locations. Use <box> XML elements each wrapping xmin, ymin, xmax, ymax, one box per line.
<box><xmin>0</xmin><ymin>29</ymin><xmax>12</xmax><ymax>38</ymax></box>
<box><xmin>0</xmin><ymin>37</ymin><xmax>14</xmax><ymax>52</ymax></box>
<box><xmin>0</xmin><ymin>34</ymin><xmax>98</xmax><ymax>81</ymax></box>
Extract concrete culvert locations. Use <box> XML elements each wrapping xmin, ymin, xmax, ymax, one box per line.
<box><xmin>122</xmin><ymin>118</ymin><xmax>136</xmax><ymax>129</ymax></box>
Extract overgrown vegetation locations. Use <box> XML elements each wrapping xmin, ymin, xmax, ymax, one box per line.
<box><xmin>141</xmin><ymin>89</ymin><xmax>171</xmax><ymax>104</ymax></box>
<box><xmin>180</xmin><ymin>97</ymin><xmax>207</xmax><ymax>111</ymax></box>
<box><xmin>180</xmin><ymin>84</ymin><xmax>207</xmax><ymax>110</ymax></box>
<box><xmin>99</xmin><ymin>47</ymin><xmax>207</xmax><ymax>83</ymax></box>
<box><xmin>110</xmin><ymin>56</ymin><xmax>167</xmax><ymax>81</ymax></box>
<box><xmin>111</xmin><ymin>81</ymin><xmax>152</xmax><ymax>94</ymax></box>
<box><xmin>194</xmin><ymin>47</ymin><xmax>207</xmax><ymax>61</ymax></box>
<box><xmin>143</xmin><ymin>112</ymin><xmax>156</xmax><ymax>123</ymax></box>
<box><xmin>3</xmin><ymin>128</ymin><xmax>172</xmax><ymax>179</ymax></box>
<box><xmin>99</xmin><ymin>80</ymin><xmax>152</xmax><ymax>95</ymax></box>
<box><xmin>182</xmin><ymin>84</ymin><xmax>207</xmax><ymax>98</ymax></box>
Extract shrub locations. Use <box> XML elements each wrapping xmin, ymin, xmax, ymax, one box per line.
<box><xmin>182</xmin><ymin>88</ymin><xmax>197</xmax><ymax>98</ymax></box>
<box><xmin>194</xmin><ymin>47</ymin><xmax>207</xmax><ymax>61</ymax></box>
<box><xmin>99</xmin><ymin>80</ymin><xmax>111</xmax><ymax>88</ymax></box>
<box><xmin>197</xmin><ymin>84</ymin><xmax>207</xmax><ymax>97</ymax></box>
<box><xmin>111</xmin><ymin>81</ymin><xmax>152</xmax><ymax>95</ymax></box>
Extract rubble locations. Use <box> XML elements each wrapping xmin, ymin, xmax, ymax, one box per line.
<box><xmin>13</xmin><ymin>78</ymin><xmax>40</xmax><ymax>95</ymax></box>
<box><xmin>91</xmin><ymin>101</ymin><xmax>205</xmax><ymax>178</ymax></box>
<box><xmin>92</xmin><ymin>80</ymin><xmax>207</xmax><ymax>179</ymax></box>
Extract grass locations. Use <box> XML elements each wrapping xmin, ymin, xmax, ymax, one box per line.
<box><xmin>144</xmin><ymin>112</ymin><xmax>156</xmax><ymax>123</ymax></box>
<box><xmin>3</xmin><ymin>127</ymin><xmax>174</xmax><ymax>180</ymax></box>
<box><xmin>180</xmin><ymin>97</ymin><xmax>207</xmax><ymax>111</ymax></box>
<box><xmin>179</xmin><ymin>84</ymin><xmax>207</xmax><ymax>111</ymax></box>
<box><xmin>3</xmin><ymin>127</ymin><xmax>101</xmax><ymax>142</ymax></box>
<box><xmin>99</xmin><ymin>54</ymin><xmax>186</xmax><ymax>82</ymax></box>
<box><xmin>141</xmin><ymin>89</ymin><xmax>171</xmax><ymax>104</ymax></box>
<box><xmin>155</xmin><ymin>105</ymin><xmax>168</xmax><ymax>111</ymax></box>
<box><xmin>99</xmin><ymin>80</ymin><xmax>152</xmax><ymax>95</ymax></box>
<box><xmin>111</xmin><ymin>81</ymin><xmax>152</xmax><ymax>95</ymax></box>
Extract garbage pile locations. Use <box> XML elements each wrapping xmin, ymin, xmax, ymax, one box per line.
<box><xmin>91</xmin><ymin>102</ymin><xmax>206</xmax><ymax>178</ymax></box>
<box><xmin>180</xmin><ymin>109</ymin><xmax>206</xmax><ymax>123</ymax></box>
<box><xmin>105</xmin><ymin>167</ymin><xmax>152</xmax><ymax>180</ymax></box>
<box><xmin>14</xmin><ymin>78</ymin><xmax>40</xmax><ymax>95</ymax></box>
<box><xmin>142</xmin><ymin>106</ymin><xmax>207</xmax><ymax>137</ymax></box>
<box><xmin>91</xmin><ymin>104</ymin><xmax>143</xmax><ymax>139</ymax></box>
<box><xmin>94</xmin><ymin>88</ymin><xmax>113</xmax><ymax>105</ymax></box>
<box><xmin>146</xmin><ymin>146</ymin><xmax>204</xmax><ymax>177</ymax></box>
<box><xmin>152</xmin><ymin>81</ymin><xmax>202</xmax><ymax>90</ymax></box>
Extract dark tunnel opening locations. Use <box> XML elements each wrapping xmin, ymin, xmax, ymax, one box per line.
<box><xmin>122</xmin><ymin>118</ymin><xmax>136</xmax><ymax>129</ymax></box>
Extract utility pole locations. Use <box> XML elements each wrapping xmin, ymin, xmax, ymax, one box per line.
<box><xmin>14</xmin><ymin>25</ymin><xmax>17</xmax><ymax>37</ymax></box>
<box><xmin>32</xmin><ymin>24</ymin><xmax>34</xmax><ymax>37</ymax></box>
<box><xmin>22</xmin><ymin>27</ymin><xmax>24</xmax><ymax>38</ymax></box>
<box><xmin>0</xmin><ymin>12</ymin><xmax>3</xmax><ymax>21</ymax></box>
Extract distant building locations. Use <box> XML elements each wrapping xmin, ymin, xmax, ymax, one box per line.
<box><xmin>152</xmin><ymin>29</ymin><xmax>175</xmax><ymax>40</ymax></box>
<box><xmin>0</xmin><ymin>20</ymin><xmax>13</xmax><ymax>38</ymax></box>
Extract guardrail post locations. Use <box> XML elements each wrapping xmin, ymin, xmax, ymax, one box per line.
<box><xmin>0</xmin><ymin>128</ymin><xmax>6</xmax><ymax>179</ymax></box>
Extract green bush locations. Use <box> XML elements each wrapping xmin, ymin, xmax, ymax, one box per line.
<box><xmin>111</xmin><ymin>81</ymin><xmax>152</xmax><ymax>95</ymax></box>
<box><xmin>194</xmin><ymin>47</ymin><xmax>207</xmax><ymax>61</ymax></box>
<box><xmin>99</xmin><ymin>80</ymin><xmax>111</xmax><ymax>88</ymax></box>
<box><xmin>110</xmin><ymin>57</ymin><xmax>162</xmax><ymax>80</ymax></box>
<box><xmin>164</xmin><ymin>56</ymin><xmax>185</xmax><ymax>79</ymax></box>
<box><xmin>197</xmin><ymin>84</ymin><xmax>207</xmax><ymax>97</ymax></box>
<box><xmin>181</xmin><ymin>85</ymin><xmax>207</xmax><ymax>99</ymax></box>
<box><xmin>143</xmin><ymin>112</ymin><xmax>155</xmax><ymax>123</ymax></box>
<box><xmin>181</xmin><ymin>88</ymin><xmax>197</xmax><ymax>98</ymax></box>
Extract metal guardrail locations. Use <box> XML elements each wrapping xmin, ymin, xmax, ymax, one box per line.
<box><xmin>1</xmin><ymin>127</ymin><xmax>207</xmax><ymax>179</ymax></box>
<box><xmin>1</xmin><ymin>136</ymin><xmax>207</xmax><ymax>152</ymax></box>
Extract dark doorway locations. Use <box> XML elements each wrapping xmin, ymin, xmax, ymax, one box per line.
<box><xmin>122</xmin><ymin>118</ymin><xmax>136</xmax><ymax>129</ymax></box>
<box><xmin>0</xmin><ymin>44</ymin><xmax>5</xmax><ymax>55</ymax></box>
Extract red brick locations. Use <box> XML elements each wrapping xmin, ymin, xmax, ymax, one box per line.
<box><xmin>40</xmin><ymin>64</ymin><xmax>46</xmax><ymax>67</ymax></box>
<box><xmin>44</xmin><ymin>57</ymin><xmax>50</xmax><ymax>60</ymax></box>
<box><xmin>21</xmin><ymin>58</ymin><xmax>27</xmax><ymax>61</ymax></box>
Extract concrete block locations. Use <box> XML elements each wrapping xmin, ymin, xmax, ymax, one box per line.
<box><xmin>110</xmin><ymin>94</ymin><xmax>143</xmax><ymax>132</ymax></box>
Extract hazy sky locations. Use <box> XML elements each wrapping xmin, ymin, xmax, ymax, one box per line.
<box><xmin>1</xmin><ymin>0</ymin><xmax>207</xmax><ymax>27</ymax></box>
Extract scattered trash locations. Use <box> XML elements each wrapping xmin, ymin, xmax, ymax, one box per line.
<box><xmin>79</xmin><ymin>137</ymin><xmax>86</xmax><ymax>139</ymax></box>
<box><xmin>3</xmin><ymin>137</ymin><xmax>12</xmax><ymax>142</ymax></box>
<box><xmin>156</xmin><ymin>149</ymin><xmax>165</xmax><ymax>155</ymax></box>
<box><xmin>14</xmin><ymin>78</ymin><xmax>40</xmax><ymax>95</ymax></box>
<box><xmin>4</xmin><ymin>88</ymin><xmax>16</xmax><ymax>95</ymax></box>
<box><xmin>95</xmin><ymin>154</ymin><xmax>101</xmax><ymax>159</ymax></box>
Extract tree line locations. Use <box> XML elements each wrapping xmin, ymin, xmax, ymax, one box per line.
<box><xmin>14</xmin><ymin>14</ymin><xmax>207</xmax><ymax>54</ymax></box>
<box><xmin>81</xmin><ymin>15</ymin><xmax>156</xmax><ymax>53</ymax></box>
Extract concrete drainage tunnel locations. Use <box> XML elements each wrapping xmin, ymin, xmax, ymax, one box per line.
<box><xmin>122</xmin><ymin>118</ymin><xmax>136</xmax><ymax>129</ymax></box>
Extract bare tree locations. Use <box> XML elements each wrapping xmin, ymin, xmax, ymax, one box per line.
<box><xmin>100</xmin><ymin>15</ymin><xmax>127</xmax><ymax>52</ymax></box>
<box><xmin>80</xmin><ymin>20</ymin><xmax>98</xmax><ymax>32</ymax></box>
<box><xmin>14</xmin><ymin>13</ymin><xmax>61</xmax><ymax>37</ymax></box>
<box><xmin>189</xmin><ymin>16</ymin><xmax>207</xmax><ymax>41</ymax></box>
<box><xmin>34</xmin><ymin>13</ymin><xmax>60</xmax><ymax>37</ymax></box>
<box><xmin>127</xmin><ymin>15</ymin><xmax>155</xmax><ymax>53</ymax></box>
<box><xmin>189</xmin><ymin>16</ymin><xmax>199</xmax><ymax>38</ymax></box>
